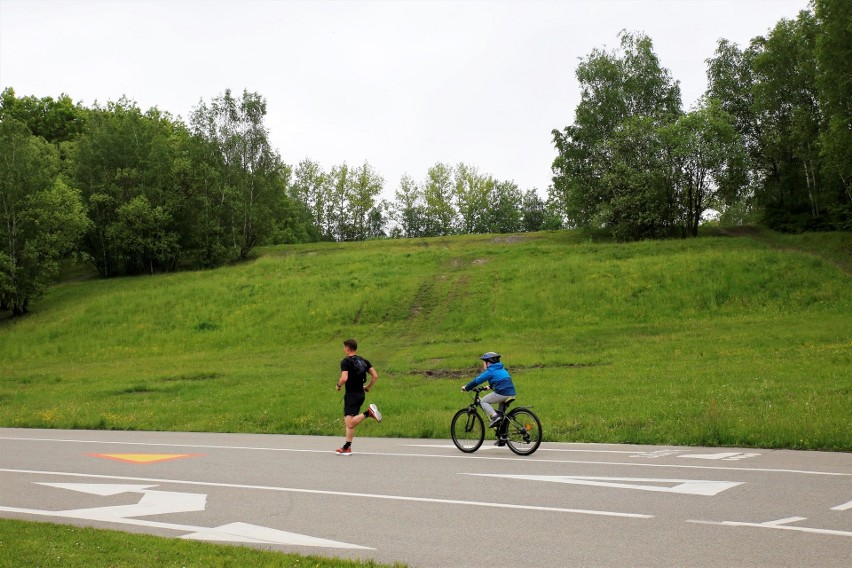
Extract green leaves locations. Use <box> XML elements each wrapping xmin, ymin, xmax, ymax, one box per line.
<box><xmin>0</xmin><ymin>118</ymin><xmax>88</xmax><ymax>314</ymax></box>
<box><xmin>190</xmin><ymin>89</ymin><xmax>284</xmax><ymax>260</ymax></box>
<box><xmin>662</xmin><ymin>101</ymin><xmax>748</xmax><ymax>236</ymax></box>
<box><xmin>552</xmin><ymin>10</ymin><xmax>852</xmax><ymax>240</ymax></box>
<box><xmin>552</xmin><ymin>31</ymin><xmax>683</xmax><ymax>240</ymax></box>
<box><xmin>705</xmin><ymin>2</ymin><xmax>851</xmax><ymax>231</ymax></box>
<box><xmin>814</xmin><ymin>0</ymin><xmax>852</xmax><ymax>224</ymax></box>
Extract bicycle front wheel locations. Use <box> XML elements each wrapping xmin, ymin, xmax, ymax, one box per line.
<box><xmin>451</xmin><ymin>408</ymin><xmax>485</xmax><ymax>453</ymax></box>
<box><xmin>505</xmin><ymin>408</ymin><xmax>542</xmax><ymax>455</ymax></box>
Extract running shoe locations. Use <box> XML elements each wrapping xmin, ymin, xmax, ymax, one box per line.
<box><xmin>335</xmin><ymin>447</ymin><xmax>352</xmax><ymax>455</ymax></box>
<box><xmin>368</xmin><ymin>403</ymin><xmax>383</xmax><ymax>422</ymax></box>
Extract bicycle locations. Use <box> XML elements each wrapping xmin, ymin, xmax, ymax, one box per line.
<box><xmin>451</xmin><ymin>386</ymin><xmax>542</xmax><ymax>455</ymax></box>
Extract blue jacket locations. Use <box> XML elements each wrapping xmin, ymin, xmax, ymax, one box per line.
<box><xmin>464</xmin><ymin>362</ymin><xmax>516</xmax><ymax>396</ymax></box>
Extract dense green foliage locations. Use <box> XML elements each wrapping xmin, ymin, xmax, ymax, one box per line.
<box><xmin>0</xmin><ymin>118</ymin><xmax>90</xmax><ymax>315</ymax></box>
<box><xmin>814</xmin><ymin>0</ymin><xmax>852</xmax><ymax>205</ymax></box>
<box><xmin>555</xmin><ymin>1</ymin><xmax>850</xmax><ymax>237</ymax></box>
<box><xmin>552</xmin><ymin>31</ymin><xmax>684</xmax><ymax>239</ymax></box>
<box><xmin>0</xmin><ymin>229</ymin><xmax>848</xmax><ymax>450</ymax></box>
<box><xmin>1</xmin><ymin>89</ymin><xmax>322</xmax><ymax>307</ymax></box>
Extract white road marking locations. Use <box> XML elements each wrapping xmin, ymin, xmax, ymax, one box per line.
<box><xmin>409</xmin><ymin>446</ymin><xmax>762</xmax><ymax>461</ymax></box>
<box><xmin>404</xmin><ymin>444</ymin><xmax>504</xmax><ymax>451</ymax></box>
<box><xmin>632</xmin><ymin>450</ymin><xmax>682</xmax><ymax>458</ymax></box>
<box><xmin>408</xmin><ymin>446</ymin><xmax>763</xmax><ymax>462</ymax></box>
<box><xmin>680</xmin><ymin>452</ymin><xmax>761</xmax><ymax>461</ymax></box>
<box><xmin>831</xmin><ymin>500</ymin><xmax>852</xmax><ymax>511</ymax></box>
<box><xmin>688</xmin><ymin>518</ymin><xmax>852</xmax><ymax>537</ymax></box>
<box><xmin>38</xmin><ymin>483</ymin><xmax>158</xmax><ymax>496</ymax></box>
<box><xmin>763</xmin><ymin>516</ymin><xmax>808</xmax><ymax>526</ymax></box>
<box><xmin>0</xmin><ymin>504</ymin><xmax>372</xmax><ymax>548</ymax></box>
<box><xmin>2</xmin><ymin>483</ymin><xmax>371</xmax><ymax>549</ymax></box>
<box><xmin>38</xmin><ymin>482</ymin><xmax>207</xmax><ymax>519</ymax></box>
<box><xmin>181</xmin><ymin>521</ymin><xmax>370</xmax><ymax>547</ymax></box>
<box><xmin>1</xmin><ymin>436</ymin><xmax>847</xmax><ymax>476</ymax></box>
<box><xmin>0</xmin><ymin>468</ymin><xmax>653</xmax><ymax>519</ymax></box>
<box><xmin>406</xmin><ymin>444</ymin><xmax>673</xmax><ymax>456</ymax></box>
<box><xmin>463</xmin><ymin>474</ymin><xmax>743</xmax><ymax>496</ymax></box>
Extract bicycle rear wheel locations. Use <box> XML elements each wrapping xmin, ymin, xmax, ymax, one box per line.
<box><xmin>505</xmin><ymin>408</ymin><xmax>542</xmax><ymax>455</ymax></box>
<box><xmin>451</xmin><ymin>408</ymin><xmax>485</xmax><ymax>453</ymax></box>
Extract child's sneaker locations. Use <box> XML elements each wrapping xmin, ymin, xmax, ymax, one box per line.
<box><xmin>488</xmin><ymin>413</ymin><xmax>503</xmax><ymax>428</ymax></box>
<box><xmin>368</xmin><ymin>403</ymin><xmax>382</xmax><ymax>422</ymax></box>
<box><xmin>335</xmin><ymin>446</ymin><xmax>352</xmax><ymax>455</ymax></box>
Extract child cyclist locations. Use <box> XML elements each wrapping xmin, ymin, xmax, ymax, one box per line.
<box><xmin>461</xmin><ymin>351</ymin><xmax>516</xmax><ymax>428</ymax></box>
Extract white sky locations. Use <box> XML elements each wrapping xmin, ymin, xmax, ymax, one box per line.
<box><xmin>1</xmin><ymin>0</ymin><xmax>808</xmax><ymax>198</ymax></box>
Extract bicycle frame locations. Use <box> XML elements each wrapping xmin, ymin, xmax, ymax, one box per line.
<box><xmin>464</xmin><ymin>387</ymin><xmax>510</xmax><ymax>438</ymax></box>
<box><xmin>467</xmin><ymin>386</ymin><xmax>521</xmax><ymax>426</ymax></box>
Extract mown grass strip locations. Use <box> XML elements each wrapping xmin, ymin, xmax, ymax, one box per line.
<box><xmin>0</xmin><ymin>518</ymin><xmax>404</xmax><ymax>568</ymax></box>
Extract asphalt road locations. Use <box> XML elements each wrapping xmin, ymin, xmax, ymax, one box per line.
<box><xmin>0</xmin><ymin>428</ymin><xmax>850</xmax><ymax>567</ymax></box>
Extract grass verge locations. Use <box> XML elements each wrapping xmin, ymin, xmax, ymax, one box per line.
<box><xmin>0</xmin><ymin>518</ymin><xmax>404</xmax><ymax>567</ymax></box>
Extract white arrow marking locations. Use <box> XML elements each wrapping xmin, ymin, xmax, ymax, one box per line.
<box><xmin>182</xmin><ymin>522</ymin><xmax>373</xmax><ymax>548</ymax></box>
<box><xmin>680</xmin><ymin>452</ymin><xmax>761</xmax><ymax>461</ymax></box>
<box><xmin>464</xmin><ymin>474</ymin><xmax>743</xmax><ymax>496</ymax></box>
<box><xmin>631</xmin><ymin>450</ymin><xmax>682</xmax><ymax>458</ymax></box>
<box><xmin>38</xmin><ymin>483</ymin><xmax>206</xmax><ymax>519</ymax></box>
<box><xmin>688</xmin><ymin>518</ymin><xmax>852</xmax><ymax>537</ymax></box>
<box><xmin>37</xmin><ymin>483</ymin><xmax>158</xmax><ymax>496</ymax></box>
<box><xmin>763</xmin><ymin>516</ymin><xmax>808</xmax><ymax>526</ymax></box>
<box><xmin>6</xmin><ymin>483</ymin><xmax>371</xmax><ymax>549</ymax></box>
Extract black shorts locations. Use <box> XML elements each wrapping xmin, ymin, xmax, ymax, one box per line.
<box><xmin>343</xmin><ymin>392</ymin><xmax>366</xmax><ymax>417</ymax></box>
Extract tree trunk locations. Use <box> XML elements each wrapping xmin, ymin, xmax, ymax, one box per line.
<box><xmin>804</xmin><ymin>159</ymin><xmax>818</xmax><ymax>219</ymax></box>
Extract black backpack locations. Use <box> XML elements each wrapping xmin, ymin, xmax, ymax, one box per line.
<box><xmin>350</xmin><ymin>356</ymin><xmax>369</xmax><ymax>382</ymax></box>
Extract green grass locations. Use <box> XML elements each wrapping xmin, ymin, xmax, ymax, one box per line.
<box><xmin>0</xmin><ymin>229</ymin><xmax>849</xmax><ymax>449</ymax></box>
<box><xmin>0</xmin><ymin>228</ymin><xmax>850</xmax><ymax>566</ymax></box>
<box><xmin>0</xmin><ymin>518</ymin><xmax>404</xmax><ymax>567</ymax></box>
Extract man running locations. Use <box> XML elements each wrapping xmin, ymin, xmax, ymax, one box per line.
<box><xmin>335</xmin><ymin>338</ymin><xmax>381</xmax><ymax>455</ymax></box>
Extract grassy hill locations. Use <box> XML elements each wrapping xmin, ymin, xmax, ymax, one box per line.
<box><xmin>1</xmin><ymin>228</ymin><xmax>849</xmax><ymax>450</ymax></box>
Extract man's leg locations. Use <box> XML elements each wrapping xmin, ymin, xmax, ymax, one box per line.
<box><xmin>338</xmin><ymin>393</ymin><xmax>367</xmax><ymax>454</ymax></box>
<box><xmin>345</xmin><ymin>414</ymin><xmax>367</xmax><ymax>441</ymax></box>
<box><xmin>343</xmin><ymin>393</ymin><xmax>367</xmax><ymax>441</ymax></box>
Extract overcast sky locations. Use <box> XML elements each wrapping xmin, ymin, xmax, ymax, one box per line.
<box><xmin>1</xmin><ymin>0</ymin><xmax>808</xmax><ymax>198</ymax></box>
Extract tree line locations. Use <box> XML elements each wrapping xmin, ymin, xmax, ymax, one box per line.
<box><xmin>0</xmin><ymin>87</ymin><xmax>559</xmax><ymax>316</ymax></box>
<box><xmin>1</xmin><ymin>0</ymin><xmax>848</xmax><ymax>316</ymax></box>
<box><xmin>552</xmin><ymin>0</ymin><xmax>850</xmax><ymax>239</ymax></box>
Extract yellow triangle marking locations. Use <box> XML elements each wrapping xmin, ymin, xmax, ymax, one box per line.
<box><xmin>87</xmin><ymin>453</ymin><xmax>203</xmax><ymax>464</ymax></box>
